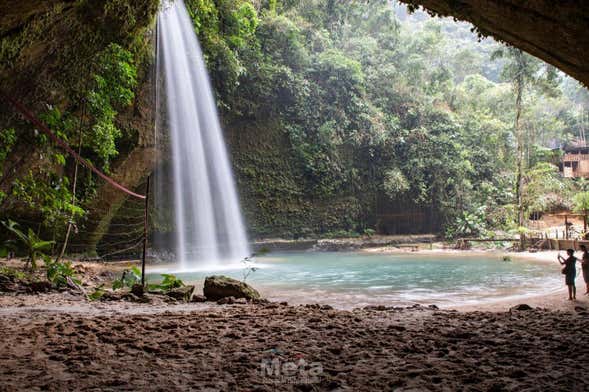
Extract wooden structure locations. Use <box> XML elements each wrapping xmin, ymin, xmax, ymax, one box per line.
<box><xmin>547</xmin><ymin>212</ymin><xmax>587</xmax><ymax>240</ymax></box>
<box><xmin>561</xmin><ymin>146</ymin><xmax>589</xmax><ymax>178</ymax></box>
<box><xmin>546</xmin><ymin>239</ymin><xmax>589</xmax><ymax>251</ymax></box>
<box><xmin>455</xmin><ymin>236</ymin><xmax>589</xmax><ymax>252</ymax></box>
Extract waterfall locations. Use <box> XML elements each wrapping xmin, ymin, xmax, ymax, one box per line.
<box><xmin>156</xmin><ymin>0</ymin><xmax>250</xmax><ymax>269</ymax></box>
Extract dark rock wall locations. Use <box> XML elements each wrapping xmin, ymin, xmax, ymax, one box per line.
<box><xmin>0</xmin><ymin>0</ymin><xmax>159</xmax><ymax>253</ymax></box>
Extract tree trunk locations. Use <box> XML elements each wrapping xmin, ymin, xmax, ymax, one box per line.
<box><xmin>515</xmin><ymin>69</ymin><xmax>525</xmax><ymax>228</ymax></box>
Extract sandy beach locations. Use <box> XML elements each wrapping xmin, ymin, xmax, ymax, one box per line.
<box><xmin>0</xmin><ymin>299</ymin><xmax>588</xmax><ymax>391</ymax></box>
<box><xmin>362</xmin><ymin>247</ymin><xmax>589</xmax><ymax>311</ymax></box>
<box><xmin>1</xmin><ymin>251</ymin><xmax>588</xmax><ymax>391</ymax></box>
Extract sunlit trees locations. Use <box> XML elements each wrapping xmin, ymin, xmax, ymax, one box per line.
<box><xmin>188</xmin><ymin>0</ymin><xmax>585</xmax><ymax>237</ymax></box>
<box><xmin>493</xmin><ymin>47</ymin><xmax>561</xmax><ymax>227</ymax></box>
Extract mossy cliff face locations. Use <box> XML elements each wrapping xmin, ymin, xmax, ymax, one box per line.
<box><xmin>0</xmin><ymin>0</ymin><xmax>159</xmax><ymax>252</ymax></box>
<box><xmin>147</xmin><ymin>114</ymin><xmax>365</xmax><ymax>244</ymax></box>
<box><xmin>224</xmin><ymin>116</ymin><xmax>364</xmax><ymax>239</ymax></box>
<box><xmin>1</xmin><ymin>0</ymin><xmax>159</xmax><ymax>100</ymax></box>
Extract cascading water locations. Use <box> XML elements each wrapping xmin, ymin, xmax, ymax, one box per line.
<box><xmin>155</xmin><ymin>0</ymin><xmax>250</xmax><ymax>269</ymax></box>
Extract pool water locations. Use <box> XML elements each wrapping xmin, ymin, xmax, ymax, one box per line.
<box><xmin>149</xmin><ymin>252</ymin><xmax>563</xmax><ymax>309</ymax></box>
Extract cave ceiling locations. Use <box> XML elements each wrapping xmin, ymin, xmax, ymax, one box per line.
<box><xmin>400</xmin><ymin>0</ymin><xmax>589</xmax><ymax>86</ymax></box>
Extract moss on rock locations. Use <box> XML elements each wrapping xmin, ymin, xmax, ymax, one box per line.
<box><xmin>203</xmin><ymin>275</ymin><xmax>261</xmax><ymax>301</ymax></box>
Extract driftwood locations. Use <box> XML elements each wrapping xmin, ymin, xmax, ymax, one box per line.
<box><xmin>66</xmin><ymin>276</ymin><xmax>88</xmax><ymax>299</ymax></box>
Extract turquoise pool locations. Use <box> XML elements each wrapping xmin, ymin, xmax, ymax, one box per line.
<box><xmin>149</xmin><ymin>252</ymin><xmax>563</xmax><ymax>309</ymax></box>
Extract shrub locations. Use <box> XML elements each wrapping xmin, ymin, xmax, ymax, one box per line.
<box><xmin>44</xmin><ymin>257</ymin><xmax>81</xmax><ymax>288</ymax></box>
<box><xmin>152</xmin><ymin>274</ymin><xmax>184</xmax><ymax>291</ymax></box>
<box><xmin>1</xmin><ymin>220</ymin><xmax>55</xmax><ymax>271</ymax></box>
<box><xmin>112</xmin><ymin>266</ymin><xmax>141</xmax><ymax>290</ymax></box>
<box><xmin>88</xmin><ymin>285</ymin><xmax>106</xmax><ymax>301</ymax></box>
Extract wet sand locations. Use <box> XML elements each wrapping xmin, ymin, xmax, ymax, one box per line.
<box><xmin>0</xmin><ymin>300</ymin><xmax>588</xmax><ymax>391</ymax></box>
<box><xmin>1</xmin><ymin>254</ymin><xmax>589</xmax><ymax>391</ymax></box>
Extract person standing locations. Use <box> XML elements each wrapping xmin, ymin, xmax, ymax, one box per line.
<box><xmin>580</xmin><ymin>245</ymin><xmax>589</xmax><ymax>295</ymax></box>
<box><xmin>558</xmin><ymin>249</ymin><xmax>578</xmax><ymax>300</ymax></box>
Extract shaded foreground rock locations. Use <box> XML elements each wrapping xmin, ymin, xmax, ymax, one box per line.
<box><xmin>191</xmin><ymin>294</ymin><xmax>207</xmax><ymax>303</ymax></box>
<box><xmin>27</xmin><ymin>281</ymin><xmax>53</xmax><ymax>293</ymax></box>
<box><xmin>511</xmin><ymin>304</ymin><xmax>533</xmax><ymax>311</ymax></box>
<box><xmin>0</xmin><ymin>269</ymin><xmax>52</xmax><ymax>294</ymax></box>
<box><xmin>131</xmin><ymin>284</ymin><xmax>144</xmax><ymax>297</ymax></box>
<box><xmin>203</xmin><ymin>275</ymin><xmax>261</xmax><ymax>301</ymax></box>
<box><xmin>166</xmin><ymin>285</ymin><xmax>195</xmax><ymax>301</ymax></box>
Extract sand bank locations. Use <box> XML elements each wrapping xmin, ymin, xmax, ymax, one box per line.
<box><xmin>0</xmin><ymin>300</ymin><xmax>588</xmax><ymax>391</ymax></box>
<box><xmin>1</xmin><ymin>255</ymin><xmax>589</xmax><ymax>391</ymax></box>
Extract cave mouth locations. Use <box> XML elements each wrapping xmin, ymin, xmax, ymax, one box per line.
<box><xmin>399</xmin><ymin>0</ymin><xmax>589</xmax><ymax>88</ymax></box>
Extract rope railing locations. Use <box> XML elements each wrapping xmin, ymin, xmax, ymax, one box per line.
<box><xmin>1</xmin><ymin>93</ymin><xmax>146</xmax><ymax>200</ymax></box>
<box><xmin>2</xmin><ymin>93</ymin><xmax>152</xmax><ymax>284</ymax></box>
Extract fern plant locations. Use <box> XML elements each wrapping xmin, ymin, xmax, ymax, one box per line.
<box><xmin>2</xmin><ymin>220</ymin><xmax>55</xmax><ymax>271</ymax></box>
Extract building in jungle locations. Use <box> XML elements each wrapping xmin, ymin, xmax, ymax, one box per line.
<box><xmin>561</xmin><ymin>145</ymin><xmax>589</xmax><ymax>178</ymax></box>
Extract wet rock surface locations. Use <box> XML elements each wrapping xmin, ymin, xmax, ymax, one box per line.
<box><xmin>191</xmin><ymin>294</ymin><xmax>207</xmax><ymax>303</ymax></box>
<box><xmin>510</xmin><ymin>303</ymin><xmax>533</xmax><ymax>311</ymax></box>
<box><xmin>203</xmin><ymin>275</ymin><xmax>261</xmax><ymax>301</ymax></box>
<box><xmin>166</xmin><ymin>285</ymin><xmax>195</xmax><ymax>301</ymax></box>
<box><xmin>313</xmin><ymin>235</ymin><xmax>435</xmax><ymax>251</ymax></box>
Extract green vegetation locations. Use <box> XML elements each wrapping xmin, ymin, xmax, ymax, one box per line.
<box><xmin>86</xmin><ymin>43</ymin><xmax>139</xmax><ymax>169</ymax></box>
<box><xmin>0</xmin><ymin>128</ymin><xmax>16</xmax><ymax>203</ymax></box>
<box><xmin>573</xmin><ymin>192</ymin><xmax>589</xmax><ymax>214</ymax></box>
<box><xmin>184</xmin><ymin>0</ymin><xmax>587</xmax><ymax>239</ymax></box>
<box><xmin>111</xmin><ymin>266</ymin><xmax>185</xmax><ymax>292</ymax></box>
<box><xmin>44</xmin><ymin>257</ymin><xmax>81</xmax><ymax>288</ymax></box>
<box><xmin>148</xmin><ymin>274</ymin><xmax>185</xmax><ymax>291</ymax></box>
<box><xmin>88</xmin><ymin>285</ymin><xmax>106</xmax><ymax>301</ymax></box>
<box><xmin>112</xmin><ymin>266</ymin><xmax>142</xmax><ymax>290</ymax></box>
<box><xmin>1</xmin><ymin>220</ymin><xmax>55</xmax><ymax>271</ymax></box>
<box><xmin>12</xmin><ymin>42</ymin><xmax>140</xmax><ymax>229</ymax></box>
<box><xmin>1</xmin><ymin>0</ymin><xmax>589</xmax><ymax>251</ymax></box>
<box><xmin>0</xmin><ymin>0</ymin><xmax>157</xmax><ymax>254</ymax></box>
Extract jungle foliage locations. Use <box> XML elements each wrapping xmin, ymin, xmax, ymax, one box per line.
<box><xmin>0</xmin><ymin>0</ymin><xmax>156</xmax><ymax>245</ymax></box>
<box><xmin>2</xmin><ymin>0</ymin><xmax>589</xmax><ymax>247</ymax></box>
<box><xmin>183</xmin><ymin>0</ymin><xmax>588</xmax><ymax>238</ymax></box>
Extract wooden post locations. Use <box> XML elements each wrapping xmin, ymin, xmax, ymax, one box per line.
<box><xmin>141</xmin><ymin>176</ymin><xmax>151</xmax><ymax>287</ymax></box>
<box><xmin>584</xmin><ymin>209</ymin><xmax>587</xmax><ymax>238</ymax></box>
<box><xmin>565</xmin><ymin>215</ymin><xmax>569</xmax><ymax>240</ymax></box>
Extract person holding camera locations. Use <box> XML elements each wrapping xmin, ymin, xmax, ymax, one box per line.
<box><xmin>558</xmin><ymin>249</ymin><xmax>578</xmax><ymax>301</ymax></box>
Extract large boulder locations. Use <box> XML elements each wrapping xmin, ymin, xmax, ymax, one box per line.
<box><xmin>203</xmin><ymin>275</ymin><xmax>261</xmax><ymax>301</ymax></box>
